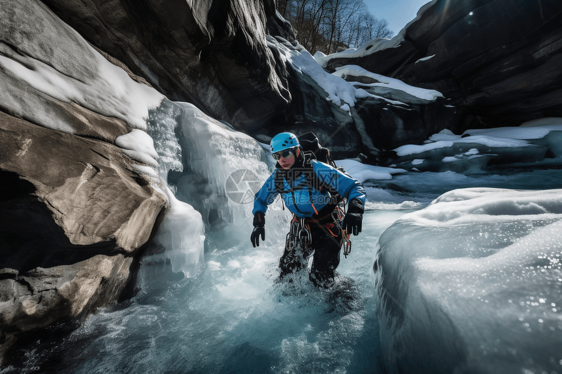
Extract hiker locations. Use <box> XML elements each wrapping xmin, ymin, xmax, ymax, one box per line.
<box><xmin>250</xmin><ymin>132</ymin><xmax>365</xmax><ymax>288</ymax></box>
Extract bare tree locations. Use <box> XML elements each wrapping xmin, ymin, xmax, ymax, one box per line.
<box><xmin>279</xmin><ymin>0</ymin><xmax>393</xmax><ymax>54</ymax></box>
<box><xmin>371</xmin><ymin>17</ymin><xmax>393</xmax><ymax>39</ymax></box>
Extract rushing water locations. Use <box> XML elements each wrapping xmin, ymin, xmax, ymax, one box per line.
<box><xmin>4</xmin><ymin>167</ymin><xmax>562</xmax><ymax>374</ymax></box>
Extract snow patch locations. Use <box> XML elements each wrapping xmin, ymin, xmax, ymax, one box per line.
<box><xmin>268</xmin><ymin>37</ymin><xmax>403</xmax><ymax>109</ymax></box>
<box><xmin>415</xmin><ymin>54</ymin><xmax>435</xmax><ymax>63</ymax></box>
<box><xmin>115</xmin><ymin>129</ymin><xmax>159</xmax><ymax>167</ymax></box>
<box><xmin>333</xmin><ymin>65</ymin><xmax>444</xmax><ymax>102</ymax></box>
<box><xmin>335</xmin><ymin>159</ymin><xmax>406</xmax><ymax>183</ymax></box>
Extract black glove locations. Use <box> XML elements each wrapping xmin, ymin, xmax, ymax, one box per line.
<box><xmin>343</xmin><ymin>198</ymin><xmax>364</xmax><ymax>236</ymax></box>
<box><xmin>251</xmin><ymin>212</ymin><xmax>265</xmax><ymax>247</ymax></box>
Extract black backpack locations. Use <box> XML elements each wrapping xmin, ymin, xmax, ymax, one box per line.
<box><xmin>274</xmin><ymin>132</ymin><xmax>346</xmax><ymax>208</ymax></box>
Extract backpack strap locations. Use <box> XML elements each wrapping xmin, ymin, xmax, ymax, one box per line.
<box><xmin>274</xmin><ymin>156</ymin><xmax>344</xmax><ymax>209</ymax></box>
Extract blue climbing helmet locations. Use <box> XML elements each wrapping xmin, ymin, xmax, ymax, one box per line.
<box><xmin>271</xmin><ymin>132</ymin><xmax>300</xmax><ymax>153</ymax></box>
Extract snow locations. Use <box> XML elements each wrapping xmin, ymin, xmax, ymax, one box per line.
<box><xmin>465</xmin><ymin>125</ymin><xmax>562</xmax><ymax>140</ymax></box>
<box><xmin>313</xmin><ymin>0</ymin><xmax>438</xmax><ymax>68</ymax></box>
<box><xmin>521</xmin><ymin>117</ymin><xmax>562</xmax><ymax>127</ymax></box>
<box><xmin>267</xmin><ymin>36</ymin><xmax>405</xmax><ymax>109</ymax></box>
<box><xmin>332</xmin><ymin>65</ymin><xmax>444</xmax><ymax>102</ymax></box>
<box><xmin>415</xmin><ymin>54</ymin><xmax>435</xmax><ymax>63</ymax></box>
<box><xmin>412</xmin><ymin>159</ymin><xmax>424</xmax><ymax>165</ymax></box>
<box><xmin>115</xmin><ymin>129</ymin><xmax>159</xmax><ymax>167</ymax></box>
<box><xmin>335</xmin><ymin>159</ymin><xmax>406</xmax><ymax>183</ymax></box>
<box><xmin>395</xmin><ymin>135</ymin><xmax>531</xmax><ymax>157</ymax></box>
<box><xmin>376</xmin><ymin>188</ymin><xmax>562</xmax><ymax>372</ymax></box>
<box><xmin>0</xmin><ymin>39</ymin><xmax>163</xmax><ymax>133</ymax></box>
<box><xmin>395</xmin><ymin>122</ymin><xmax>562</xmax><ymax>173</ymax></box>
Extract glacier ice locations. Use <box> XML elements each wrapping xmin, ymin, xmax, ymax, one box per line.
<box><xmin>375</xmin><ymin>188</ymin><xmax>562</xmax><ymax>373</ymax></box>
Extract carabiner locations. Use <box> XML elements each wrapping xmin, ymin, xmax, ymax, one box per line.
<box><xmin>344</xmin><ymin>239</ymin><xmax>352</xmax><ymax>258</ymax></box>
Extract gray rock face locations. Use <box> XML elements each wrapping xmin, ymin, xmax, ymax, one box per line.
<box><xmin>0</xmin><ymin>111</ymin><xmax>166</xmax><ymax>365</ymax></box>
<box><xmin>0</xmin><ymin>1</ymin><xmax>169</xmax><ymax>363</ymax></box>
<box><xmin>40</xmin><ymin>0</ymin><xmax>296</xmax><ymax>132</ymax></box>
<box><xmin>325</xmin><ymin>0</ymin><xmax>562</xmax><ymax>132</ymax></box>
<box><xmin>351</xmin><ymin>97</ymin><xmax>459</xmax><ymax>153</ymax></box>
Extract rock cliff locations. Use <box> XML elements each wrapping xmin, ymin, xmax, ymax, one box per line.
<box><xmin>41</xmin><ymin>0</ymin><xmax>295</xmax><ymax>132</ymax></box>
<box><xmin>0</xmin><ymin>0</ymin><xmax>166</xmax><ymax>364</ymax></box>
<box><xmin>323</xmin><ymin>0</ymin><xmax>562</xmax><ymax>133</ymax></box>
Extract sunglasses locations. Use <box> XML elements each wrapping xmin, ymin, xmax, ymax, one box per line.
<box><xmin>272</xmin><ymin>149</ymin><xmax>295</xmax><ymax>161</ymax></box>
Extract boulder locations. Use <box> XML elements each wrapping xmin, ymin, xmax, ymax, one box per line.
<box><xmin>0</xmin><ymin>110</ymin><xmax>166</xmax><ymax>365</ymax></box>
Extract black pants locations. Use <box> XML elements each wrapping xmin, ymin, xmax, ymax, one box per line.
<box><xmin>279</xmin><ymin>223</ymin><xmax>343</xmax><ymax>287</ymax></box>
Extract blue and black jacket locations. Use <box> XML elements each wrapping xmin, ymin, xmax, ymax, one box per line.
<box><xmin>253</xmin><ymin>156</ymin><xmax>366</xmax><ymax>219</ymax></box>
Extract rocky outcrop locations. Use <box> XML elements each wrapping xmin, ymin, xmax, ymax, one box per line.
<box><xmin>324</xmin><ymin>0</ymin><xmax>562</xmax><ymax>133</ymax></box>
<box><xmin>0</xmin><ymin>0</ymin><xmax>168</xmax><ymax>365</ymax></box>
<box><xmin>0</xmin><ymin>110</ymin><xmax>166</xmax><ymax>365</ymax></box>
<box><xmin>256</xmin><ymin>38</ymin><xmax>363</xmax><ymax>159</ymax></box>
<box><xmin>40</xmin><ymin>0</ymin><xmax>296</xmax><ymax>132</ymax></box>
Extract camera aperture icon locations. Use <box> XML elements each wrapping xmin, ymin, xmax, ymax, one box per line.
<box><xmin>225</xmin><ymin>169</ymin><xmax>261</xmax><ymax>204</ymax></box>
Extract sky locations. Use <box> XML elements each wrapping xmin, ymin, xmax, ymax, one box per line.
<box><xmin>364</xmin><ymin>0</ymin><xmax>432</xmax><ymax>36</ymax></box>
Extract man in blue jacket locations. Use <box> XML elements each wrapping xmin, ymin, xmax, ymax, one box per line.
<box><xmin>251</xmin><ymin>132</ymin><xmax>366</xmax><ymax>288</ymax></box>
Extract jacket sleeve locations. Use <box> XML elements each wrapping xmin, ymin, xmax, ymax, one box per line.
<box><xmin>252</xmin><ymin>170</ymin><xmax>280</xmax><ymax>216</ymax></box>
<box><xmin>312</xmin><ymin>161</ymin><xmax>366</xmax><ymax>205</ymax></box>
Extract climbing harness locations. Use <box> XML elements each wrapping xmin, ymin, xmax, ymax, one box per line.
<box><xmin>285</xmin><ymin>200</ymin><xmax>353</xmax><ymax>258</ymax></box>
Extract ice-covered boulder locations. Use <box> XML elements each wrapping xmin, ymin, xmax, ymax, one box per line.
<box><xmin>374</xmin><ymin>188</ymin><xmax>562</xmax><ymax>373</ymax></box>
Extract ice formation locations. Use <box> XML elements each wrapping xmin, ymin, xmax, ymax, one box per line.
<box><xmin>375</xmin><ymin>188</ymin><xmax>562</xmax><ymax>373</ymax></box>
<box><xmin>152</xmin><ymin>186</ymin><xmax>205</xmax><ymax>276</ymax></box>
<box><xmin>147</xmin><ymin>101</ymin><xmax>290</xmax><ymax>250</ymax></box>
